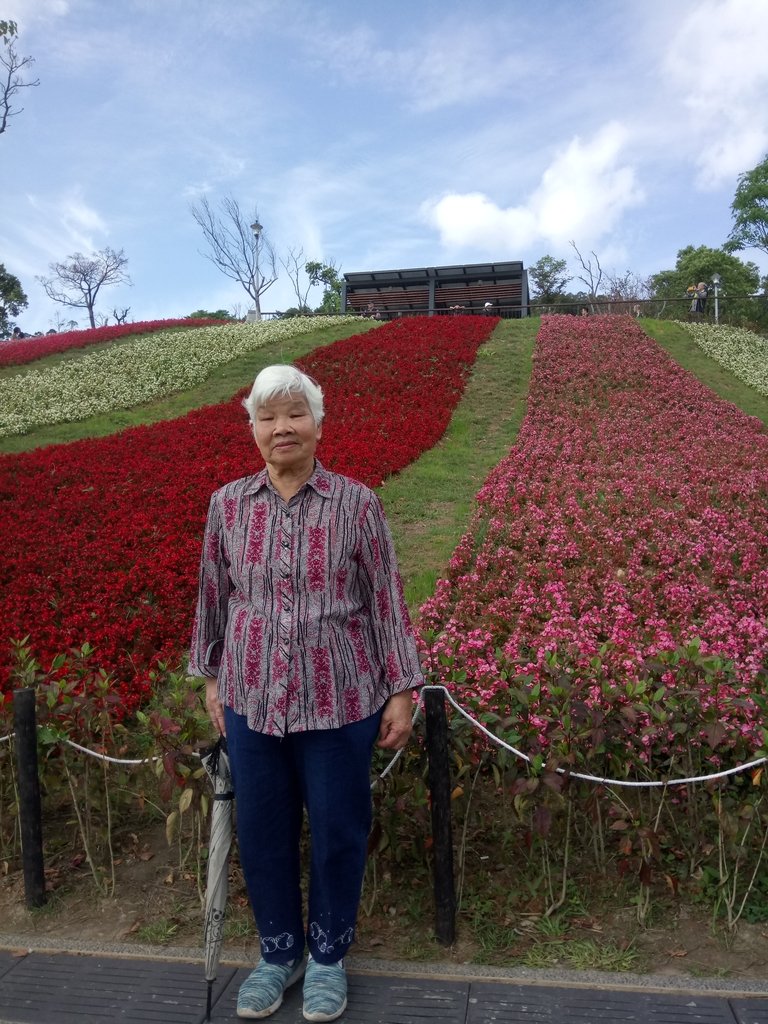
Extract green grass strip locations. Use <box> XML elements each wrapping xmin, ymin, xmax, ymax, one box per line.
<box><xmin>379</xmin><ymin>317</ymin><xmax>537</xmax><ymax>610</ymax></box>
<box><xmin>641</xmin><ymin>318</ymin><xmax>768</xmax><ymax>428</ymax></box>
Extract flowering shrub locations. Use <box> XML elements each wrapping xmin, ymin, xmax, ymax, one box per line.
<box><xmin>0</xmin><ymin>318</ymin><xmax>224</xmax><ymax>368</ymax></box>
<box><xmin>0</xmin><ymin>316</ymin><xmax>364</xmax><ymax>437</ymax></box>
<box><xmin>420</xmin><ymin>315</ymin><xmax>768</xmax><ymax>771</ymax></box>
<box><xmin>680</xmin><ymin>321</ymin><xmax>768</xmax><ymax>397</ymax></box>
<box><xmin>0</xmin><ymin>316</ymin><xmax>494</xmax><ymax>711</ymax></box>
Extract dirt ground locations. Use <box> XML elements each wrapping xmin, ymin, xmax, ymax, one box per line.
<box><xmin>2</xmin><ymin>821</ymin><xmax>768</xmax><ymax>984</ymax></box>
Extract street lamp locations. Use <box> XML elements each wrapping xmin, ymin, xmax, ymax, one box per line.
<box><xmin>711</xmin><ymin>272</ymin><xmax>721</xmax><ymax>324</ymax></box>
<box><xmin>250</xmin><ymin>221</ymin><xmax>263</xmax><ymax>321</ymax></box>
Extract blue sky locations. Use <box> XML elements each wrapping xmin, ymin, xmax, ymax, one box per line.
<box><xmin>3</xmin><ymin>0</ymin><xmax>768</xmax><ymax>331</ymax></box>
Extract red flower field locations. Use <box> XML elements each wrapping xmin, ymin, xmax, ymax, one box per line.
<box><xmin>0</xmin><ymin>316</ymin><xmax>494</xmax><ymax>710</ymax></box>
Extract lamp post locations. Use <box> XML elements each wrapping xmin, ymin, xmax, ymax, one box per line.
<box><xmin>711</xmin><ymin>272</ymin><xmax>721</xmax><ymax>324</ymax></box>
<box><xmin>250</xmin><ymin>221</ymin><xmax>263</xmax><ymax>321</ymax></box>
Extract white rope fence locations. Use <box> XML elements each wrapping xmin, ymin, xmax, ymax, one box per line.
<box><xmin>3</xmin><ymin>684</ymin><xmax>767</xmax><ymax>789</ymax></box>
<box><xmin>59</xmin><ymin>738</ymin><xmax>158</xmax><ymax>766</ymax></box>
<box><xmin>421</xmin><ymin>685</ymin><xmax>768</xmax><ymax>788</ymax></box>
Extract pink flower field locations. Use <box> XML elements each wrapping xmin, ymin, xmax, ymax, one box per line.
<box><xmin>420</xmin><ymin>315</ymin><xmax>768</xmax><ymax>767</ymax></box>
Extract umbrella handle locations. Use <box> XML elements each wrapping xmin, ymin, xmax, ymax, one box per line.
<box><xmin>206</xmin><ymin>978</ymin><xmax>213</xmax><ymax>1021</ymax></box>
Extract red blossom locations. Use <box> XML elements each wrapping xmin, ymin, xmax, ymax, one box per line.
<box><xmin>0</xmin><ymin>316</ymin><xmax>493</xmax><ymax>712</ymax></box>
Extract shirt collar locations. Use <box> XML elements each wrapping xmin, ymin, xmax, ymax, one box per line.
<box><xmin>244</xmin><ymin>460</ymin><xmax>332</xmax><ymax>498</ymax></box>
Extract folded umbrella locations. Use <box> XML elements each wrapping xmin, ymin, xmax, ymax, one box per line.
<box><xmin>201</xmin><ymin>736</ymin><xmax>235</xmax><ymax>1022</ymax></box>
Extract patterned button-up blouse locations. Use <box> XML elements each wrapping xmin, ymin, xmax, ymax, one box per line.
<box><xmin>189</xmin><ymin>462</ymin><xmax>424</xmax><ymax>736</ymax></box>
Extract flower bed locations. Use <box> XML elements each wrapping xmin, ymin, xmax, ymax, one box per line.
<box><xmin>0</xmin><ymin>316</ymin><xmax>495</xmax><ymax>710</ymax></box>
<box><xmin>0</xmin><ymin>317</ymin><xmax>363</xmax><ymax>437</ymax></box>
<box><xmin>680</xmin><ymin>321</ymin><xmax>768</xmax><ymax>397</ymax></box>
<box><xmin>420</xmin><ymin>315</ymin><xmax>768</xmax><ymax>769</ymax></box>
<box><xmin>0</xmin><ymin>318</ymin><xmax>224</xmax><ymax>368</ymax></box>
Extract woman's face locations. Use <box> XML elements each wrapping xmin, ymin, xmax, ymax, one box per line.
<box><xmin>253</xmin><ymin>393</ymin><xmax>321</xmax><ymax>473</ymax></box>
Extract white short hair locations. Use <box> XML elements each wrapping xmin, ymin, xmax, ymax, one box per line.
<box><xmin>242</xmin><ymin>364</ymin><xmax>324</xmax><ymax>425</ymax></box>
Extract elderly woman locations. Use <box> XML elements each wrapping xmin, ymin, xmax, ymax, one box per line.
<box><xmin>189</xmin><ymin>364</ymin><xmax>424</xmax><ymax>1021</ymax></box>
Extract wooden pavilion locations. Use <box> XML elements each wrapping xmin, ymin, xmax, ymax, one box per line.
<box><xmin>342</xmin><ymin>260</ymin><xmax>529</xmax><ymax>318</ymax></box>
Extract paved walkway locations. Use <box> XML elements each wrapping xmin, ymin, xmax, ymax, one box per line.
<box><xmin>2</xmin><ymin>945</ymin><xmax>768</xmax><ymax>1024</ymax></box>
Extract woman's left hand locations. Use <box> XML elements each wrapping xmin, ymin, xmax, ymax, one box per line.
<box><xmin>377</xmin><ymin>691</ymin><xmax>414</xmax><ymax>750</ymax></box>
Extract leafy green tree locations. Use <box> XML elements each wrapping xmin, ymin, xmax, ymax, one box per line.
<box><xmin>724</xmin><ymin>154</ymin><xmax>768</xmax><ymax>258</ymax></box>
<box><xmin>650</xmin><ymin>245</ymin><xmax>760</xmax><ymax>321</ymax></box>
<box><xmin>528</xmin><ymin>255</ymin><xmax>571</xmax><ymax>305</ymax></box>
<box><xmin>0</xmin><ymin>262</ymin><xmax>28</xmax><ymax>335</ymax></box>
<box><xmin>306</xmin><ymin>259</ymin><xmax>342</xmax><ymax>314</ymax></box>
<box><xmin>275</xmin><ymin>306</ymin><xmax>313</xmax><ymax>319</ymax></box>
<box><xmin>188</xmin><ymin>308</ymin><xmax>231</xmax><ymax>320</ymax></box>
<box><xmin>548</xmin><ymin>290</ymin><xmax>591</xmax><ymax>316</ymax></box>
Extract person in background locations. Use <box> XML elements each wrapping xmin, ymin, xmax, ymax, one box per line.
<box><xmin>695</xmin><ymin>282</ymin><xmax>708</xmax><ymax>315</ymax></box>
<box><xmin>190</xmin><ymin>364</ymin><xmax>424</xmax><ymax>1022</ymax></box>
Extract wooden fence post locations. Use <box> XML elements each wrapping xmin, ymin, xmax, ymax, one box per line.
<box><xmin>424</xmin><ymin>687</ymin><xmax>455</xmax><ymax>945</ymax></box>
<box><xmin>13</xmin><ymin>688</ymin><xmax>46</xmax><ymax>909</ymax></box>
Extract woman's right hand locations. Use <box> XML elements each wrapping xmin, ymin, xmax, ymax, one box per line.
<box><xmin>205</xmin><ymin>676</ymin><xmax>226</xmax><ymax>736</ymax></box>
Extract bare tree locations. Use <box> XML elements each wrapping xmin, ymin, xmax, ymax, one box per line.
<box><xmin>49</xmin><ymin>310</ymin><xmax>79</xmax><ymax>333</ymax></box>
<box><xmin>603</xmin><ymin>270</ymin><xmax>653</xmax><ymax>314</ymax></box>
<box><xmin>190</xmin><ymin>196</ymin><xmax>277</xmax><ymax>319</ymax></box>
<box><xmin>569</xmin><ymin>241</ymin><xmax>604</xmax><ymax>311</ymax></box>
<box><xmin>1</xmin><ymin>21</ymin><xmax>39</xmax><ymax>137</ymax></box>
<box><xmin>112</xmin><ymin>306</ymin><xmax>131</xmax><ymax>324</ymax></box>
<box><xmin>38</xmin><ymin>248</ymin><xmax>131</xmax><ymax>328</ymax></box>
<box><xmin>280</xmin><ymin>246</ymin><xmax>314</xmax><ymax>312</ymax></box>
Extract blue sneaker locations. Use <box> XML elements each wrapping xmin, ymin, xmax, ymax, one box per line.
<box><xmin>302</xmin><ymin>955</ymin><xmax>347</xmax><ymax>1022</ymax></box>
<box><xmin>237</xmin><ymin>957</ymin><xmax>305</xmax><ymax>1019</ymax></box>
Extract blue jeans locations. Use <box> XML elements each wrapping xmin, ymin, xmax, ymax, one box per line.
<box><xmin>224</xmin><ymin>707</ymin><xmax>383</xmax><ymax>965</ymax></box>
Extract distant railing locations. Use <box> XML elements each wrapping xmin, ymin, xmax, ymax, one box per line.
<box><xmin>342</xmin><ymin>306</ymin><xmax>527</xmax><ymax>320</ymax></box>
<box><xmin>260</xmin><ymin>295</ymin><xmax>766</xmax><ymax>324</ymax></box>
<box><xmin>528</xmin><ymin>293</ymin><xmax>768</xmax><ymax>324</ymax></box>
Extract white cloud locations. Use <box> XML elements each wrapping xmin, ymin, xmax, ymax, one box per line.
<box><xmin>662</xmin><ymin>0</ymin><xmax>768</xmax><ymax>187</ymax></box>
<box><xmin>303</xmin><ymin>14</ymin><xmax>530</xmax><ymax>113</ymax></box>
<box><xmin>181</xmin><ymin>151</ymin><xmax>249</xmax><ymax>200</ymax></box>
<box><xmin>3</xmin><ymin>0</ymin><xmax>68</xmax><ymax>18</ymax></box>
<box><xmin>10</xmin><ymin>191</ymin><xmax>108</xmax><ymax>263</ymax></box>
<box><xmin>3</xmin><ymin>0</ymin><xmax>69</xmax><ymax>29</ymax></box>
<box><xmin>59</xmin><ymin>196</ymin><xmax>107</xmax><ymax>240</ymax></box>
<box><xmin>422</xmin><ymin>122</ymin><xmax>644</xmax><ymax>254</ymax></box>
